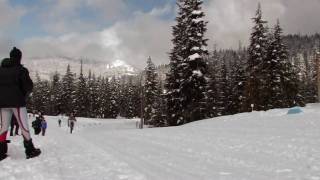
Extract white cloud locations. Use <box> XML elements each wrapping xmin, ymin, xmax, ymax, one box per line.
<box><xmin>204</xmin><ymin>0</ymin><xmax>320</xmax><ymax>49</ymax></box>
<box><xmin>21</xmin><ymin>32</ymin><xmax>114</xmax><ymax>61</ymax></box>
<box><xmin>85</xmin><ymin>0</ymin><xmax>127</xmax><ymax>20</ymax></box>
<box><xmin>21</xmin><ymin>4</ymin><xmax>174</xmax><ymax>68</ymax></box>
<box><xmin>36</xmin><ymin>0</ymin><xmax>128</xmax><ymax>34</ymax></box>
<box><xmin>0</xmin><ymin>0</ymin><xmax>26</xmax><ymax>57</ymax></box>
<box><xmin>14</xmin><ymin>0</ymin><xmax>320</xmax><ymax>69</ymax></box>
<box><xmin>0</xmin><ymin>0</ymin><xmax>25</xmax><ymax>29</ymax></box>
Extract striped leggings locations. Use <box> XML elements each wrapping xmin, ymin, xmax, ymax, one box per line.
<box><xmin>0</xmin><ymin>107</ymin><xmax>31</xmax><ymax>142</ymax></box>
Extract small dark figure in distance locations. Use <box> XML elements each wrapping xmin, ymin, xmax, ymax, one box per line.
<box><xmin>10</xmin><ymin>115</ymin><xmax>20</xmax><ymax>136</ymax></box>
<box><xmin>41</xmin><ymin>119</ymin><xmax>47</xmax><ymax>136</ymax></box>
<box><xmin>58</xmin><ymin>119</ymin><xmax>62</xmax><ymax>127</ymax></box>
<box><xmin>68</xmin><ymin>113</ymin><xmax>77</xmax><ymax>134</ymax></box>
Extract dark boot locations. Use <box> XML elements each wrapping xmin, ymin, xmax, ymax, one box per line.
<box><xmin>0</xmin><ymin>141</ymin><xmax>8</xmax><ymax>161</ymax></box>
<box><xmin>23</xmin><ymin>139</ymin><xmax>41</xmax><ymax>159</ymax></box>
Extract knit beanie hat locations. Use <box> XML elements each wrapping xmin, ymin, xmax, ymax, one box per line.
<box><xmin>10</xmin><ymin>47</ymin><xmax>22</xmax><ymax>64</ymax></box>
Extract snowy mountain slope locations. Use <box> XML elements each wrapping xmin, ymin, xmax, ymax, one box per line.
<box><xmin>1</xmin><ymin>104</ymin><xmax>320</xmax><ymax>180</ymax></box>
<box><xmin>23</xmin><ymin>57</ymin><xmax>139</xmax><ymax>80</ymax></box>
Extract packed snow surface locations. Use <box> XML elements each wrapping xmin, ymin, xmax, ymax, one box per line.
<box><xmin>1</xmin><ymin>104</ymin><xmax>320</xmax><ymax>180</ymax></box>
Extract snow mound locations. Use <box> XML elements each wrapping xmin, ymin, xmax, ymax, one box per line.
<box><xmin>287</xmin><ymin>106</ymin><xmax>303</xmax><ymax>115</ymax></box>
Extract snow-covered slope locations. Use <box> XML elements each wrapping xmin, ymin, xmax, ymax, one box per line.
<box><xmin>1</xmin><ymin>104</ymin><xmax>320</xmax><ymax>180</ymax></box>
<box><xmin>23</xmin><ymin>57</ymin><xmax>139</xmax><ymax>80</ymax></box>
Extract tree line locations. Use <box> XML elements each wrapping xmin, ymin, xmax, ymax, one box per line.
<box><xmin>27</xmin><ymin>1</ymin><xmax>320</xmax><ymax>127</ymax></box>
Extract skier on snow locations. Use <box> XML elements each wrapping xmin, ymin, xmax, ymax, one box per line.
<box><xmin>68</xmin><ymin>113</ymin><xmax>77</xmax><ymax>134</ymax></box>
<box><xmin>58</xmin><ymin>119</ymin><xmax>62</xmax><ymax>127</ymax></box>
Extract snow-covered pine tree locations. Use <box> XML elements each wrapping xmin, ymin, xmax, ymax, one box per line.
<box><xmin>166</xmin><ymin>0</ymin><xmax>208</xmax><ymax>125</ymax></box>
<box><xmin>303</xmin><ymin>70</ymin><xmax>317</xmax><ymax>103</ymax></box>
<box><xmin>229</xmin><ymin>51</ymin><xmax>247</xmax><ymax>114</ymax></box>
<box><xmin>180</xmin><ymin>0</ymin><xmax>209</xmax><ymax>123</ymax></box>
<box><xmin>206</xmin><ymin>49</ymin><xmax>219</xmax><ymax>118</ymax></box>
<box><xmin>119</xmin><ymin>76</ymin><xmax>128</xmax><ymax>118</ymax></box>
<box><xmin>132</xmin><ymin>82</ymin><xmax>142</xmax><ymax>118</ymax></box>
<box><xmin>144</xmin><ymin>57</ymin><xmax>159</xmax><ymax>125</ymax></box>
<box><xmin>87</xmin><ymin>71</ymin><xmax>98</xmax><ymax>118</ymax></box>
<box><xmin>283</xmin><ymin>61</ymin><xmax>306</xmax><ymax>107</ymax></box>
<box><xmin>244</xmin><ymin>3</ymin><xmax>268</xmax><ymax>111</ymax></box>
<box><xmin>50</xmin><ymin>71</ymin><xmax>63</xmax><ymax>115</ymax></box>
<box><xmin>92</xmin><ymin>76</ymin><xmax>102</xmax><ymax>117</ymax></box>
<box><xmin>108</xmin><ymin>77</ymin><xmax>120</xmax><ymax>118</ymax></box>
<box><xmin>40</xmin><ymin>80</ymin><xmax>51</xmax><ymax>114</ymax></box>
<box><xmin>75</xmin><ymin>61</ymin><xmax>89</xmax><ymax>117</ymax></box>
<box><xmin>216</xmin><ymin>57</ymin><xmax>230</xmax><ymax>116</ymax></box>
<box><xmin>153</xmin><ymin>79</ymin><xmax>167</xmax><ymax>127</ymax></box>
<box><xmin>31</xmin><ymin>73</ymin><xmax>46</xmax><ymax>113</ymax></box>
<box><xmin>264</xmin><ymin>20</ymin><xmax>288</xmax><ymax>109</ymax></box>
<box><xmin>99</xmin><ymin>77</ymin><xmax>111</xmax><ymax>118</ymax></box>
<box><xmin>165</xmin><ymin>0</ymin><xmax>186</xmax><ymax>126</ymax></box>
<box><xmin>317</xmin><ymin>42</ymin><xmax>320</xmax><ymax>102</ymax></box>
<box><xmin>126</xmin><ymin>78</ymin><xmax>135</xmax><ymax>119</ymax></box>
<box><xmin>61</xmin><ymin>64</ymin><xmax>76</xmax><ymax>114</ymax></box>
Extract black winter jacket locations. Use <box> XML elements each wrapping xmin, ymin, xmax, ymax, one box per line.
<box><xmin>0</xmin><ymin>58</ymin><xmax>33</xmax><ymax>108</ymax></box>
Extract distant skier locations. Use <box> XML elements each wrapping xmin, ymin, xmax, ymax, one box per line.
<box><xmin>41</xmin><ymin>119</ymin><xmax>47</xmax><ymax>136</ymax></box>
<box><xmin>0</xmin><ymin>47</ymin><xmax>41</xmax><ymax>160</ymax></box>
<box><xmin>68</xmin><ymin>113</ymin><xmax>77</xmax><ymax>134</ymax></box>
<box><xmin>58</xmin><ymin>119</ymin><xmax>62</xmax><ymax>127</ymax></box>
<box><xmin>10</xmin><ymin>115</ymin><xmax>20</xmax><ymax>136</ymax></box>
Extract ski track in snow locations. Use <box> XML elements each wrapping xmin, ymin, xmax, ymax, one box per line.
<box><xmin>1</xmin><ymin>104</ymin><xmax>320</xmax><ymax>180</ymax></box>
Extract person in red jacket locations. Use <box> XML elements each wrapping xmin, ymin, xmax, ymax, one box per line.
<box><xmin>0</xmin><ymin>47</ymin><xmax>41</xmax><ymax>160</ymax></box>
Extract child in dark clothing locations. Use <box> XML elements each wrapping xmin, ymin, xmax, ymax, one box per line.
<box><xmin>10</xmin><ymin>115</ymin><xmax>20</xmax><ymax>136</ymax></box>
<box><xmin>41</xmin><ymin>119</ymin><xmax>47</xmax><ymax>136</ymax></box>
<box><xmin>32</xmin><ymin>115</ymin><xmax>42</xmax><ymax>135</ymax></box>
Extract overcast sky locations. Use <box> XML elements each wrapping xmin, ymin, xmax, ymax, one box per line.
<box><xmin>0</xmin><ymin>0</ymin><xmax>320</xmax><ymax>68</ymax></box>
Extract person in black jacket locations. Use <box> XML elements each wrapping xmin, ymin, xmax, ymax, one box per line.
<box><xmin>32</xmin><ymin>115</ymin><xmax>42</xmax><ymax>135</ymax></box>
<box><xmin>0</xmin><ymin>47</ymin><xmax>41</xmax><ymax>160</ymax></box>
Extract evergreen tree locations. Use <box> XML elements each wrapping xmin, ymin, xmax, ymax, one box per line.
<box><xmin>206</xmin><ymin>50</ymin><xmax>219</xmax><ymax>118</ymax></box>
<box><xmin>61</xmin><ymin>64</ymin><xmax>76</xmax><ymax>114</ymax></box>
<box><xmin>126</xmin><ymin>78</ymin><xmax>135</xmax><ymax>119</ymax></box>
<box><xmin>154</xmin><ymin>80</ymin><xmax>167</xmax><ymax>127</ymax></box>
<box><xmin>32</xmin><ymin>73</ymin><xmax>46</xmax><ymax>113</ymax></box>
<box><xmin>264</xmin><ymin>20</ymin><xmax>288</xmax><ymax>109</ymax></box>
<box><xmin>216</xmin><ymin>57</ymin><xmax>230</xmax><ymax>116</ymax></box>
<box><xmin>165</xmin><ymin>0</ymin><xmax>186</xmax><ymax>126</ymax></box>
<box><xmin>50</xmin><ymin>71</ymin><xmax>63</xmax><ymax>115</ymax></box>
<box><xmin>87</xmin><ymin>71</ymin><xmax>98</xmax><ymax>117</ymax></box>
<box><xmin>283</xmin><ymin>62</ymin><xmax>306</xmax><ymax>107</ymax></box>
<box><xmin>180</xmin><ymin>0</ymin><xmax>208</xmax><ymax>123</ymax></box>
<box><xmin>244</xmin><ymin>3</ymin><xmax>268</xmax><ymax>111</ymax></box>
<box><xmin>75</xmin><ymin>61</ymin><xmax>89</xmax><ymax>117</ymax></box>
<box><xmin>229</xmin><ymin>52</ymin><xmax>247</xmax><ymax>114</ymax></box>
<box><xmin>119</xmin><ymin>76</ymin><xmax>128</xmax><ymax>118</ymax></box>
<box><xmin>42</xmin><ymin>80</ymin><xmax>51</xmax><ymax>114</ymax></box>
<box><xmin>132</xmin><ymin>81</ymin><xmax>142</xmax><ymax>118</ymax></box>
<box><xmin>91</xmin><ymin>74</ymin><xmax>102</xmax><ymax>117</ymax></box>
<box><xmin>99</xmin><ymin>78</ymin><xmax>111</xmax><ymax>118</ymax></box>
<box><xmin>108</xmin><ymin>77</ymin><xmax>120</xmax><ymax>118</ymax></box>
<box><xmin>144</xmin><ymin>57</ymin><xmax>159</xmax><ymax>125</ymax></box>
<box><xmin>166</xmin><ymin>0</ymin><xmax>209</xmax><ymax>126</ymax></box>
